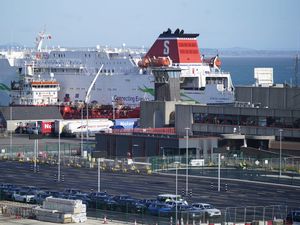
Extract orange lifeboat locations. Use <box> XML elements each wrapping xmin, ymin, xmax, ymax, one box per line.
<box><xmin>138</xmin><ymin>57</ymin><xmax>150</xmax><ymax>68</ymax></box>
<box><xmin>138</xmin><ymin>56</ymin><xmax>171</xmax><ymax>68</ymax></box>
<box><xmin>149</xmin><ymin>57</ymin><xmax>171</xmax><ymax>67</ymax></box>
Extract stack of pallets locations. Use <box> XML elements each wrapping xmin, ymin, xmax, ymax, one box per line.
<box><xmin>34</xmin><ymin>197</ymin><xmax>87</xmax><ymax>223</ymax></box>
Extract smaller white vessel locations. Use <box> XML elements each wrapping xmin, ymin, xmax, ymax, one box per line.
<box><xmin>10</xmin><ymin>65</ymin><xmax>60</xmax><ymax>106</ymax></box>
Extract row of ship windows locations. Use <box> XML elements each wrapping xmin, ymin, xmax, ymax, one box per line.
<box><xmin>53</xmin><ymin>54</ymin><xmax>66</xmax><ymax>58</ymax></box>
<box><xmin>69</xmin><ymin>88</ymin><xmax>138</xmax><ymax>91</ymax></box>
<box><xmin>49</xmin><ymin>68</ymin><xmax>116</xmax><ymax>73</ymax></box>
<box><xmin>99</xmin><ymin>61</ymin><xmax>127</xmax><ymax>65</ymax></box>
<box><xmin>39</xmin><ymin>60</ymin><xmax>127</xmax><ymax>65</ymax></box>
<box><xmin>34</xmin><ymin>92</ymin><xmax>57</xmax><ymax>95</ymax></box>
<box><xmin>100</xmin><ymin>69</ymin><xmax>114</xmax><ymax>73</ymax></box>
<box><xmin>52</xmin><ymin>53</ymin><xmax>125</xmax><ymax>58</ymax></box>
<box><xmin>24</xmin><ymin>84</ymin><xmax>58</xmax><ymax>88</ymax></box>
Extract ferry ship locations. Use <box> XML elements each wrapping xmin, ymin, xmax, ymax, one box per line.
<box><xmin>0</xmin><ymin>29</ymin><xmax>235</xmax><ymax>111</ymax></box>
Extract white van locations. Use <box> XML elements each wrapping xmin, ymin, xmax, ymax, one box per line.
<box><xmin>157</xmin><ymin>194</ymin><xmax>188</xmax><ymax>205</ymax></box>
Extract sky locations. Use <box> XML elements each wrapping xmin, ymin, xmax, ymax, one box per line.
<box><xmin>1</xmin><ymin>0</ymin><xmax>300</xmax><ymax>50</ymax></box>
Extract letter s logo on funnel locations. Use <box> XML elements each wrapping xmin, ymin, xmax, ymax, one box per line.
<box><xmin>163</xmin><ymin>40</ymin><xmax>169</xmax><ymax>55</ymax></box>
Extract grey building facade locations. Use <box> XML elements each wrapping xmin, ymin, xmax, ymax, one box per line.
<box><xmin>95</xmin><ymin>132</ymin><xmax>218</xmax><ymax>158</ymax></box>
<box><xmin>0</xmin><ymin>106</ymin><xmax>62</xmax><ymax>131</ymax></box>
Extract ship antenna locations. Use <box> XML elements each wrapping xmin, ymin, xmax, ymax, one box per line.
<box><xmin>35</xmin><ymin>29</ymin><xmax>52</xmax><ymax>52</ymax></box>
<box><xmin>295</xmin><ymin>31</ymin><xmax>300</xmax><ymax>87</ymax></box>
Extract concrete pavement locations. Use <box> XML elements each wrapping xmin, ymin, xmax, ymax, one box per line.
<box><xmin>0</xmin><ymin>215</ymin><xmax>128</xmax><ymax>225</ymax></box>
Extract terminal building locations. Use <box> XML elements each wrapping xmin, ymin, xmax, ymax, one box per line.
<box><xmin>96</xmin><ymin>67</ymin><xmax>300</xmax><ymax>158</ymax></box>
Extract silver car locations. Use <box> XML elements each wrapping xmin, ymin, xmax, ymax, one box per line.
<box><xmin>191</xmin><ymin>203</ymin><xmax>221</xmax><ymax>217</ymax></box>
<box><xmin>12</xmin><ymin>191</ymin><xmax>36</xmax><ymax>203</ymax></box>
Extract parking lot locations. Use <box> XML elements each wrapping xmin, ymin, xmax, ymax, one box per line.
<box><xmin>1</xmin><ymin>134</ymin><xmax>300</xmax><ymax>224</ymax></box>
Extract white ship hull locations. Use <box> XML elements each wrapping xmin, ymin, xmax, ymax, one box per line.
<box><xmin>0</xmin><ymin>58</ymin><xmax>19</xmax><ymax>106</ymax></box>
<box><xmin>56</xmin><ymin>72</ymin><xmax>154</xmax><ymax>106</ymax></box>
<box><xmin>0</xmin><ymin>62</ymin><xmax>234</xmax><ymax>106</ymax></box>
<box><xmin>0</xmin><ymin>29</ymin><xmax>235</xmax><ymax>107</ymax></box>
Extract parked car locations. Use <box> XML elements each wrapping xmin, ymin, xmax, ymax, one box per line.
<box><xmin>113</xmin><ymin>195</ymin><xmax>146</xmax><ymax>213</ymax></box>
<box><xmin>34</xmin><ymin>191</ymin><xmax>52</xmax><ymax>205</ymax></box>
<box><xmin>191</xmin><ymin>203</ymin><xmax>221</xmax><ymax>217</ymax></box>
<box><xmin>0</xmin><ymin>183</ymin><xmax>16</xmax><ymax>190</ymax></box>
<box><xmin>89</xmin><ymin>191</ymin><xmax>108</xmax><ymax>200</ymax></box>
<box><xmin>12</xmin><ymin>190</ymin><xmax>36</xmax><ymax>203</ymax></box>
<box><xmin>157</xmin><ymin>194</ymin><xmax>188</xmax><ymax>205</ymax></box>
<box><xmin>1</xmin><ymin>187</ymin><xmax>21</xmax><ymax>200</ymax></box>
<box><xmin>64</xmin><ymin>188</ymin><xmax>82</xmax><ymax>195</ymax></box>
<box><xmin>90</xmin><ymin>195</ymin><xmax>118</xmax><ymax>210</ymax></box>
<box><xmin>147</xmin><ymin>202</ymin><xmax>173</xmax><ymax>216</ymax></box>
<box><xmin>170</xmin><ymin>204</ymin><xmax>205</xmax><ymax>219</ymax></box>
<box><xmin>141</xmin><ymin>199</ymin><xmax>157</xmax><ymax>207</ymax></box>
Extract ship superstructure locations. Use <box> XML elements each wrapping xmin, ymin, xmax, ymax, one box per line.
<box><xmin>10</xmin><ymin>70</ymin><xmax>60</xmax><ymax>106</ymax></box>
<box><xmin>0</xmin><ymin>29</ymin><xmax>235</xmax><ymax>111</ymax></box>
<box><xmin>140</xmin><ymin>28</ymin><xmax>234</xmax><ymax>104</ymax></box>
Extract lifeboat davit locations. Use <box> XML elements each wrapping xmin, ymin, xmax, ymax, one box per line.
<box><xmin>213</xmin><ymin>56</ymin><xmax>221</xmax><ymax>68</ymax></box>
<box><xmin>203</xmin><ymin>55</ymin><xmax>221</xmax><ymax>69</ymax></box>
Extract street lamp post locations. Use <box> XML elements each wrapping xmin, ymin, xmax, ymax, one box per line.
<box><xmin>10</xmin><ymin>106</ymin><xmax>12</xmax><ymax>159</ymax></box>
<box><xmin>185</xmin><ymin>127</ymin><xmax>190</xmax><ymax>196</ymax></box>
<box><xmin>97</xmin><ymin>158</ymin><xmax>101</xmax><ymax>192</ymax></box>
<box><xmin>86</xmin><ymin>102</ymin><xmax>89</xmax><ymax>139</ymax></box>
<box><xmin>279</xmin><ymin>129</ymin><xmax>283</xmax><ymax>177</ymax></box>
<box><xmin>112</xmin><ymin>99</ymin><xmax>115</xmax><ymax>120</ymax></box>
<box><xmin>218</xmin><ymin>153</ymin><xmax>221</xmax><ymax>192</ymax></box>
<box><xmin>175</xmin><ymin>162</ymin><xmax>180</xmax><ymax>225</ymax></box>
<box><xmin>161</xmin><ymin>147</ymin><xmax>165</xmax><ymax>159</ymax></box>
<box><xmin>58</xmin><ymin>104</ymin><xmax>61</xmax><ymax>182</ymax></box>
<box><xmin>81</xmin><ymin>107</ymin><xmax>83</xmax><ymax>153</ymax></box>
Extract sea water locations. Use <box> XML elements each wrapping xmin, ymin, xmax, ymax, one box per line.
<box><xmin>221</xmin><ymin>57</ymin><xmax>297</xmax><ymax>85</ymax></box>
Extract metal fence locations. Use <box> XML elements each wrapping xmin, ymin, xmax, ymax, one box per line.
<box><xmin>223</xmin><ymin>205</ymin><xmax>287</xmax><ymax>224</ymax></box>
<box><xmin>87</xmin><ymin>205</ymin><xmax>287</xmax><ymax>225</ymax></box>
<box><xmin>150</xmin><ymin>155</ymin><xmax>300</xmax><ymax>186</ymax></box>
<box><xmin>0</xmin><ymin>142</ymin><xmax>94</xmax><ymax>160</ymax></box>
